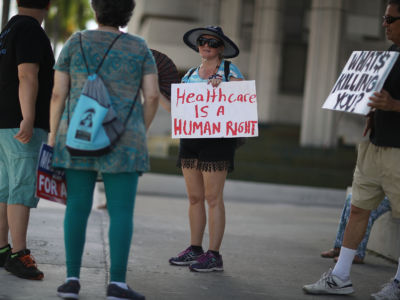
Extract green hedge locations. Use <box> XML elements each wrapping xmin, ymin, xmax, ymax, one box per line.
<box><xmin>150</xmin><ymin>125</ymin><xmax>356</xmax><ymax>189</ymax></box>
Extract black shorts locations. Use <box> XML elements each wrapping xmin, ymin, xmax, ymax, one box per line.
<box><xmin>177</xmin><ymin>138</ymin><xmax>237</xmax><ymax>172</ymax></box>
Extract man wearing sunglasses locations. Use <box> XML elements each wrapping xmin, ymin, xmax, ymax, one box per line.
<box><xmin>303</xmin><ymin>0</ymin><xmax>400</xmax><ymax>299</ymax></box>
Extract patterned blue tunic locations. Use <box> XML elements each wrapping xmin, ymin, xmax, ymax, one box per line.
<box><xmin>53</xmin><ymin>30</ymin><xmax>157</xmax><ymax>173</ymax></box>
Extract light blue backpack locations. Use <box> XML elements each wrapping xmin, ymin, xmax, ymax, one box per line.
<box><xmin>66</xmin><ymin>33</ymin><xmax>139</xmax><ymax>156</ymax></box>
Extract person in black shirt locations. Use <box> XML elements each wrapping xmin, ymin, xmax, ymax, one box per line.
<box><xmin>0</xmin><ymin>0</ymin><xmax>53</xmax><ymax>281</ymax></box>
<box><xmin>304</xmin><ymin>1</ymin><xmax>400</xmax><ymax>299</ymax></box>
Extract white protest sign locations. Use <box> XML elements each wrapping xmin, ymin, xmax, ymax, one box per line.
<box><xmin>171</xmin><ymin>80</ymin><xmax>258</xmax><ymax>138</ymax></box>
<box><xmin>322</xmin><ymin>51</ymin><xmax>399</xmax><ymax>115</ymax></box>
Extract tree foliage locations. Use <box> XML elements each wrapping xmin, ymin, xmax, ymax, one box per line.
<box><xmin>1</xmin><ymin>0</ymin><xmax>11</xmax><ymax>30</ymax></box>
<box><xmin>45</xmin><ymin>0</ymin><xmax>94</xmax><ymax>49</ymax></box>
<box><xmin>2</xmin><ymin>0</ymin><xmax>93</xmax><ymax>52</ymax></box>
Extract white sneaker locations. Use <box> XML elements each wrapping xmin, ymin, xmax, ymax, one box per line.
<box><xmin>371</xmin><ymin>279</ymin><xmax>400</xmax><ymax>300</ymax></box>
<box><xmin>303</xmin><ymin>268</ymin><xmax>354</xmax><ymax>295</ymax></box>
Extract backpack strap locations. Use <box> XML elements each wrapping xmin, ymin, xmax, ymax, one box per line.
<box><xmin>186</xmin><ymin>67</ymin><xmax>197</xmax><ymax>80</ymax></box>
<box><xmin>79</xmin><ymin>32</ymin><xmax>124</xmax><ymax>75</ymax></box>
<box><xmin>121</xmin><ymin>88</ymin><xmax>140</xmax><ymax>128</ymax></box>
<box><xmin>224</xmin><ymin>60</ymin><xmax>231</xmax><ymax>82</ymax></box>
<box><xmin>101</xmin><ymin>87</ymin><xmax>140</xmax><ymax>128</ymax></box>
<box><xmin>186</xmin><ymin>61</ymin><xmax>231</xmax><ymax>82</ymax></box>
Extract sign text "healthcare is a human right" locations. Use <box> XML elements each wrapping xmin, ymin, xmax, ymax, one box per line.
<box><xmin>171</xmin><ymin>81</ymin><xmax>258</xmax><ymax>138</ymax></box>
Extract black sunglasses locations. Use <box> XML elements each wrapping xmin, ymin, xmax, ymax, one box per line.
<box><xmin>383</xmin><ymin>15</ymin><xmax>400</xmax><ymax>24</ymax></box>
<box><xmin>196</xmin><ymin>37</ymin><xmax>224</xmax><ymax>48</ymax></box>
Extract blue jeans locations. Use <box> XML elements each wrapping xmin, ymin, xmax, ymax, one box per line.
<box><xmin>333</xmin><ymin>193</ymin><xmax>391</xmax><ymax>258</ymax></box>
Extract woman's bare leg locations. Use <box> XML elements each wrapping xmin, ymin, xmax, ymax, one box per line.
<box><xmin>203</xmin><ymin>170</ymin><xmax>227</xmax><ymax>251</ymax></box>
<box><xmin>182</xmin><ymin>166</ymin><xmax>206</xmax><ymax>246</ymax></box>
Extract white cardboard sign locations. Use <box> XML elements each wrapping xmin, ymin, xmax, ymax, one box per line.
<box><xmin>322</xmin><ymin>51</ymin><xmax>399</xmax><ymax>115</ymax></box>
<box><xmin>171</xmin><ymin>80</ymin><xmax>259</xmax><ymax>138</ymax></box>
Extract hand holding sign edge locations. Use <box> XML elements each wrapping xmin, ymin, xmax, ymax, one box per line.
<box><xmin>368</xmin><ymin>89</ymin><xmax>400</xmax><ymax>112</ymax></box>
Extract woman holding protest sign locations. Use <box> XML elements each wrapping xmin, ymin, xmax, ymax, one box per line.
<box><xmin>168</xmin><ymin>26</ymin><xmax>244</xmax><ymax>272</ymax></box>
<box><xmin>48</xmin><ymin>0</ymin><xmax>159</xmax><ymax>299</ymax></box>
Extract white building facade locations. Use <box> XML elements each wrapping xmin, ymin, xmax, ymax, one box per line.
<box><xmin>128</xmin><ymin>0</ymin><xmax>391</xmax><ymax>148</ymax></box>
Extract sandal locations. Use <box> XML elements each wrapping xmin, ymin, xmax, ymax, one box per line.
<box><xmin>320</xmin><ymin>248</ymin><xmax>340</xmax><ymax>258</ymax></box>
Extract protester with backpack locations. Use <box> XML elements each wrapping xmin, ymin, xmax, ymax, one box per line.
<box><xmin>48</xmin><ymin>0</ymin><xmax>159</xmax><ymax>299</ymax></box>
<box><xmin>168</xmin><ymin>26</ymin><xmax>244</xmax><ymax>272</ymax></box>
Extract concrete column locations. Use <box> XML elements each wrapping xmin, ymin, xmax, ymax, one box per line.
<box><xmin>249</xmin><ymin>0</ymin><xmax>283</xmax><ymax>123</ymax></box>
<box><xmin>219</xmin><ymin>0</ymin><xmax>241</xmax><ymax>45</ymax></box>
<box><xmin>300</xmin><ymin>0</ymin><xmax>344</xmax><ymax>147</ymax></box>
<box><xmin>128</xmin><ymin>0</ymin><xmax>144</xmax><ymax>34</ymax></box>
<box><xmin>199</xmin><ymin>0</ymin><xmax>221</xmax><ymax>25</ymax></box>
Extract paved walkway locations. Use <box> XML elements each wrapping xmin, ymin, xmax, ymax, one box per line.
<box><xmin>0</xmin><ymin>174</ymin><xmax>396</xmax><ymax>300</ymax></box>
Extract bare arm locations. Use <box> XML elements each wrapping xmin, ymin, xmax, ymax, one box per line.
<box><xmin>141</xmin><ymin>73</ymin><xmax>160</xmax><ymax>130</ymax></box>
<box><xmin>14</xmin><ymin>63</ymin><xmax>39</xmax><ymax>143</ymax></box>
<box><xmin>48</xmin><ymin>71</ymin><xmax>70</xmax><ymax>146</ymax></box>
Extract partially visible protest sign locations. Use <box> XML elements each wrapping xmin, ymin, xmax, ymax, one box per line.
<box><xmin>171</xmin><ymin>80</ymin><xmax>258</xmax><ymax>138</ymax></box>
<box><xmin>36</xmin><ymin>144</ymin><xmax>67</xmax><ymax>205</ymax></box>
<box><xmin>322</xmin><ymin>51</ymin><xmax>399</xmax><ymax>115</ymax></box>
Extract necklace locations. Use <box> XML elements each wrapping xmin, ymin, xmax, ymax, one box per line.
<box><xmin>200</xmin><ymin>63</ymin><xmax>219</xmax><ymax>70</ymax></box>
<box><xmin>200</xmin><ymin>61</ymin><xmax>221</xmax><ymax>79</ymax></box>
